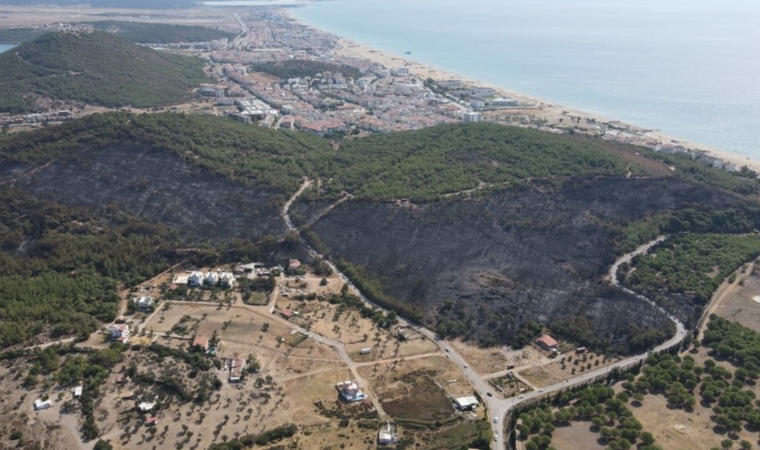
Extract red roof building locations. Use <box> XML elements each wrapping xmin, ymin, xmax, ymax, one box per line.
<box><xmin>536</xmin><ymin>334</ymin><xmax>558</xmax><ymax>350</ymax></box>
<box><xmin>280</xmin><ymin>309</ymin><xmax>295</xmax><ymax>319</ymax></box>
<box><xmin>145</xmin><ymin>416</ymin><xmax>157</xmax><ymax>426</ymax></box>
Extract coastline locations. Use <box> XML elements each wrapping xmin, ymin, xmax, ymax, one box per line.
<box><xmin>289</xmin><ymin>11</ymin><xmax>760</xmax><ymax>174</ymax></box>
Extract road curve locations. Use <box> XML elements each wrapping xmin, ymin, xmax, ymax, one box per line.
<box><xmin>281</xmin><ymin>184</ymin><xmax>686</xmax><ymax>449</ymax></box>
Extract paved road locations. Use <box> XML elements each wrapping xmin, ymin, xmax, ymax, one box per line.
<box><xmin>281</xmin><ymin>186</ymin><xmax>687</xmax><ymax>449</ymax></box>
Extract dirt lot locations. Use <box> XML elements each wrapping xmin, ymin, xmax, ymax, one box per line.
<box><xmin>358</xmin><ymin>355</ymin><xmax>475</xmax><ymax>407</ymax></box>
<box><xmin>549</xmin><ymin>421</ymin><xmax>606</xmax><ymax>450</ymax></box>
<box><xmin>518</xmin><ymin>366</ymin><xmax>563</xmax><ymax>389</ymax></box>
<box><xmin>713</xmin><ymin>263</ymin><xmax>760</xmax><ymax>332</ymax></box>
<box><xmin>449</xmin><ymin>340</ymin><xmax>545</xmax><ymax>376</ymax></box>
<box><xmin>631</xmin><ymin>393</ymin><xmax>750</xmax><ymax>450</ymax></box>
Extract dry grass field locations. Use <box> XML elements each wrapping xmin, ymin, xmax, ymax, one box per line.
<box><xmin>549</xmin><ymin>421</ymin><xmax>606</xmax><ymax>450</ymax></box>
<box><xmin>519</xmin><ymin>366</ymin><xmax>563</xmax><ymax>389</ymax></box>
<box><xmin>714</xmin><ymin>263</ymin><xmax>760</xmax><ymax>333</ymax></box>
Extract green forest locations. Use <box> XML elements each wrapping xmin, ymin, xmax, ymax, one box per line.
<box><xmin>250</xmin><ymin>59</ymin><xmax>363</xmax><ymax>80</ymax></box>
<box><xmin>0</xmin><ymin>32</ymin><xmax>211</xmax><ymax>113</ymax></box>
<box><xmin>622</xmin><ymin>234</ymin><xmax>760</xmax><ymax>305</ymax></box>
<box><xmin>0</xmin><ymin>190</ymin><xmax>181</xmax><ymax>347</ymax></box>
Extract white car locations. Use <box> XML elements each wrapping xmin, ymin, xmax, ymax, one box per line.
<box><xmin>463</xmin><ymin>364</ymin><xmax>468</xmax><ymax>369</ymax></box>
<box><xmin>493</xmin><ymin>417</ymin><xmax>498</xmax><ymax>423</ymax></box>
<box><xmin>538</xmin><ymin>388</ymin><xmax>544</xmax><ymax>392</ymax></box>
<box><xmin>518</xmin><ymin>394</ymin><xmax>525</xmax><ymax>399</ymax></box>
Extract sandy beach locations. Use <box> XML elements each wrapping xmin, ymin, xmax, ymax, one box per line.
<box><xmin>329</xmin><ymin>33</ymin><xmax>760</xmax><ymax>174</ymax></box>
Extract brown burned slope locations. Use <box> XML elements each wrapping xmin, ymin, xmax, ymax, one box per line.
<box><xmin>299</xmin><ymin>177</ymin><xmax>753</xmax><ymax>354</ymax></box>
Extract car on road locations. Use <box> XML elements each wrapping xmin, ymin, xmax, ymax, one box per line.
<box><xmin>486</xmin><ymin>392</ymin><xmax>493</xmax><ymax>397</ymax></box>
<box><xmin>518</xmin><ymin>394</ymin><xmax>525</xmax><ymax>399</ymax></box>
<box><xmin>445</xmin><ymin>348</ymin><xmax>449</xmax><ymax>352</ymax></box>
<box><xmin>446</xmin><ymin>354</ymin><xmax>450</xmax><ymax>358</ymax></box>
<box><xmin>493</xmin><ymin>417</ymin><xmax>498</xmax><ymax>423</ymax></box>
<box><xmin>538</xmin><ymin>388</ymin><xmax>544</xmax><ymax>392</ymax></box>
<box><xmin>463</xmin><ymin>364</ymin><xmax>468</xmax><ymax>369</ymax></box>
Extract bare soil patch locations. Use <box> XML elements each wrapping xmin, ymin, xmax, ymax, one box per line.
<box><xmin>550</xmin><ymin>421</ymin><xmax>606</xmax><ymax>450</ymax></box>
<box><xmin>715</xmin><ymin>263</ymin><xmax>760</xmax><ymax>332</ymax></box>
<box><xmin>380</xmin><ymin>370</ymin><xmax>454</xmax><ymax>422</ymax></box>
<box><xmin>519</xmin><ymin>366</ymin><xmax>563</xmax><ymax>389</ymax></box>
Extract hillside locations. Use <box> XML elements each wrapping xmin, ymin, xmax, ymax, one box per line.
<box><xmin>0</xmin><ymin>31</ymin><xmax>211</xmax><ymax>114</ymax></box>
<box><xmin>3</xmin><ymin>114</ymin><xmax>760</xmax><ymax>353</ymax></box>
<box><xmin>0</xmin><ymin>22</ymin><xmax>236</xmax><ymax>45</ymax></box>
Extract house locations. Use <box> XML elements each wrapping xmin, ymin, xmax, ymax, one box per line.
<box><xmin>378</xmin><ymin>422</ymin><xmax>398</xmax><ymax>445</ymax></box>
<box><xmin>138</xmin><ymin>402</ymin><xmax>155</xmax><ymax>412</ymax></box>
<box><xmin>73</xmin><ymin>386</ymin><xmax>83</xmax><ymax>398</ymax></box>
<box><xmin>288</xmin><ymin>259</ymin><xmax>301</xmax><ymax>272</ymax></box>
<box><xmin>229</xmin><ymin>358</ymin><xmax>245</xmax><ymax>383</ymax></box>
<box><xmin>204</xmin><ymin>272</ymin><xmax>219</xmax><ymax>286</ymax></box>
<box><xmin>454</xmin><ymin>396</ymin><xmax>479</xmax><ymax>411</ymax></box>
<box><xmin>109</xmin><ymin>324</ymin><xmax>130</xmax><ymax>343</ymax></box>
<box><xmin>536</xmin><ymin>334</ymin><xmax>559</xmax><ymax>351</ymax></box>
<box><xmin>280</xmin><ymin>309</ymin><xmax>295</xmax><ymax>320</ymax></box>
<box><xmin>145</xmin><ymin>416</ymin><xmax>158</xmax><ymax>426</ymax></box>
<box><xmin>188</xmin><ymin>271</ymin><xmax>204</xmax><ymax>287</ymax></box>
<box><xmin>135</xmin><ymin>296</ymin><xmax>154</xmax><ymax>311</ymax></box>
<box><xmin>336</xmin><ymin>380</ymin><xmax>367</xmax><ymax>402</ymax></box>
<box><xmin>192</xmin><ymin>336</ymin><xmax>210</xmax><ymax>352</ymax></box>
<box><xmin>219</xmin><ymin>272</ymin><xmax>235</xmax><ymax>288</ymax></box>
<box><xmin>34</xmin><ymin>399</ymin><xmax>52</xmax><ymax>411</ymax></box>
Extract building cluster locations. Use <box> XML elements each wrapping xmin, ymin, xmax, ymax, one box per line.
<box><xmin>0</xmin><ymin>109</ymin><xmax>72</xmax><ymax>127</ymax></box>
<box><xmin>187</xmin><ymin>270</ymin><xmax>235</xmax><ymax>289</ymax></box>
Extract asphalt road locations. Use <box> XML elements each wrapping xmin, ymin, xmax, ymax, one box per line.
<box><xmin>281</xmin><ymin>187</ymin><xmax>687</xmax><ymax>449</ymax></box>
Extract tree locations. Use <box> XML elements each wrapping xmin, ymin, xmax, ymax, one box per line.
<box><xmin>722</xmin><ymin>439</ymin><xmax>735</xmax><ymax>450</ymax></box>
<box><xmin>740</xmin><ymin>440</ymin><xmax>752</xmax><ymax>450</ymax></box>
<box><xmin>94</xmin><ymin>441</ymin><xmax>114</xmax><ymax>450</ymax></box>
<box><xmin>640</xmin><ymin>432</ymin><xmax>655</xmax><ymax>445</ymax></box>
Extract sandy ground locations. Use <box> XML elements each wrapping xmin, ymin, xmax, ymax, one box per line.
<box><xmin>550</xmin><ymin>421</ymin><xmax>606</xmax><ymax>450</ymax></box>
<box><xmin>711</xmin><ymin>262</ymin><xmax>760</xmax><ymax>333</ymax></box>
<box><xmin>448</xmin><ymin>340</ymin><xmax>544</xmax><ymax>376</ymax></box>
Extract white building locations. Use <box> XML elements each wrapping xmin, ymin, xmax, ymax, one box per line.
<box><xmin>491</xmin><ymin>97</ymin><xmax>518</xmax><ymax>107</ymax></box>
<box><xmin>73</xmin><ymin>386</ymin><xmax>83</xmax><ymax>398</ymax></box>
<box><xmin>135</xmin><ymin>296</ymin><xmax>154</xmax><ymax>311</ymax></box>
<box><xmin>34</xmin><ymin>399</ymin><xmax>52</xmax><ymax>411</ymax></box>
<box><xmin>188</xmin><ymin>272</ymin><xmax>203</xmax><ymax>287</ymax></box>
<box><xmin>336</xmin><ymin>380</ymin><xmax>367</xmax><ymax>402</ymax></box>
<box><xmin>454</xmin><ymin>396</ymin><xmax>479</xmax><ymax>410</ymax></box>
<box><xmin>204</xmin><ymin>272</ymin><xmax>219</xmax><ymax>286</ymax></box>
<box><xmin>109</xmin><ymin>324</ymin><xmax>130</xmax><ymax>343</ymax></box>
<box><xmin>138</xmin><ymin>402</ymin><xmax>155</xmax><ymax>412</ymax></box>
<box><xmin>462</xmin><ymin>111</ymin><xmax>483</xmax><ymax>123</ymax></box>
<box><xmin>219</xmin><ymin>272</ymin><xmax>235</xmax><ymax>289</ymax></box>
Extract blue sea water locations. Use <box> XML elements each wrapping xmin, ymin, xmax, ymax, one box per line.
<box><xmin>292</xmin><ymin>0</ymin><xmax>760</xmax><ymax>158</ymax></box>
<box><xmin>0</xmin><ymin>44</ymin><xmax>14</xmax><ymax>53</ymax></box>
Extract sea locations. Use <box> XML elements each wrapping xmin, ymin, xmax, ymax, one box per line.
<box><xmin>0</xmin><ymin>44</ymin><xmax>14</xmax><ymax>54</ymax></box>
<box><xmin>292</xmin><ymin>0</ymin><xmax>760</xmax><ymax>159</ymax></box>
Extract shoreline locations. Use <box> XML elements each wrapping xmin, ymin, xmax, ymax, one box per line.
<box><xmin>288</xmin><ymin>10</ymin><xmax>760</xmax><ymax>174</ymax></box>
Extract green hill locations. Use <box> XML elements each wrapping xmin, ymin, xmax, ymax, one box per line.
<box><xmin>0</xmin><ymin>31</ymin><xmax>212</xmax><ymax>114</ymax></box>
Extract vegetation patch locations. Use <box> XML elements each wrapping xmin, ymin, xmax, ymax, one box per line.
<box><xmin>380</xmin><ymin>370</ymin><xmax>454</xmax><ymax>422</ymax></box>
<box><xmin>250</xmin><ymin>59</ymin><xmax>362</xmax><ymax>80</ymax></box>
<box><xmin>0</xmin><ymin>32</ymin><xmax>211</xmax><ymax>113</ymax></box>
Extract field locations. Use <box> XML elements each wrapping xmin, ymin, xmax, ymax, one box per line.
<box><xmin>488</xmin><ymin>374</ymin><xmax>532</xmax><ymax>398</ymax></box>
<box><xmin>712</xmin><ymin>262</ymin><xmax>760</xmax><ymax>332</ymax></box>
<box><xmin>549</xmin><ymin>421</ymin><xmax>606</xmax><ymax>450</ymax></box>
<box><xmin>448</xmin><ymin>339</ymin><xmax>545</xmax><ymax>376</ymax></box>
<box><xmin>518</xmin><ymin>366</ymin><xmax>563</xmax><ymax>389</ymax></box>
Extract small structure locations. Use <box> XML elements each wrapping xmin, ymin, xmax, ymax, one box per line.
<box><xmin>188</xmin><ymin>271</ymin><xmax>203</xmax><ymax>287</ymax></box>
<box><xmin>144</xmin><ymin>416</ymin><xmax>158</xmax><ymax>426</ymax></box>
<box><xmin>34</xmin><ymin>399</ymin><xmax>52</xmax><ymax>411</ymax></box>
<box><xmin>378</xmin><ymin>422</ymin><xmax>398</xmax><ymax>445</ymax></box>
<box><xmin>192</xmin><ymin>336</ymin><xmax>210</xmax><ymax>352</ymax></box>
<box><xmin>135</xmin><ymin>296</ymin><xmax>154</xmax><ymax>311</ymax></box>
<box><xmin>204</xmin><ymin>272</ymin><xmax>219</xmax><ymax>286</ymax></box>
<box><xmin>109</xmin><ymin>324</ymin><xmax>130</xmax><ymax>343</ymax></box>
<box><xmin>360</xmin><ymin>348</ymin><xmax>371</xmax><ymax>355</ymax></box>
<box><xmin>462</xmin><ymin>111</ymin><xmax>482</xmax><ymax>123</ymax></box>
<box><xmin>229</xmin><ymin>358</ymin><xmax>245</xmax><ymax>383</ymax></box>
<box><xmin>575</xmin><ymin>347</ymin><xmax>587</xmax><ymax>354</ymax></box>
<box><xmin>536</xmin><ymin>334</ymin><xmax>558</xmax><ymax>351</ymax></box>
<box><xmin>137</xmin><ymin>402</ymin><xmax>155</xmax><ymax>412</ymax></box>
<box><xmin>280</xmin><ymin>308</ymin><xmax>295</xmax><ymax>320</ymax></box>
<box><xmin>288</xmin><ymin>259</ymin><xmax>301</xmax><ymax>271</ymax></box>
<box><xmin>73</xmin><ymin>386</ymin><xmax>83</xmax><ymax>398</ymax></box>
<box><xmin>336</xmin><ymin>380</ymin><xmax>367</xmax><ymax>402</ymax></box>
<box><xmin>219</xmin><ymin>272</ymin><xmax>235</xmax><ymax>288</ymax></box>
<box><xmin>454</xmin><ymin>396</ymin><xmax>479</xmax><ymax>411</ymax></box>
<box><xmin>122</xmin><ymin>391</ymin><xmax>135</xmax><ymax>400</ymax></box>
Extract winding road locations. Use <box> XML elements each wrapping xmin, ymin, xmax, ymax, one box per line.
<box><xmin>280</xmin><ymin>181</ymin><xmax>687</xmax><ymax>449</ymax></box>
